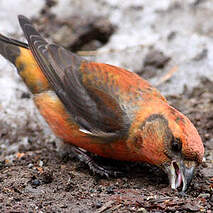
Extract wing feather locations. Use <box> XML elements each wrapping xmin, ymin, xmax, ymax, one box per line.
<box><xmin>18</xmin><ymin>15</ymin><xmax>130</xmax><ymax>142</ymax></box>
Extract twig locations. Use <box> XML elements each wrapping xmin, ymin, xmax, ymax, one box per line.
<box><xmin>77</xmin><ymin>44</ymin><xmax>150</xmax><ymax>56</ymax></box>
<box><xmin>155</xmin><ymin>66</ymin><xmax>178</xmax><ymax>86</ymax></box>
<box><xmin>95</xmin><ymin>200</ymin><xmax>114</xmax><ymax>213</ymax></box>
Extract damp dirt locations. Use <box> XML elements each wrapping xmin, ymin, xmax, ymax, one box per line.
<box><xmin>0</xmin><ymin>1</ymin><xmax>212</xmax><ymax>212</ymax></box>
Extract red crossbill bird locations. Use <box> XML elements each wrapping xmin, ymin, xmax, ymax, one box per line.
<box><xmin>0</xmin><ymin>15</ymin><xmax>204</xmax><ymax>191</ymax></box>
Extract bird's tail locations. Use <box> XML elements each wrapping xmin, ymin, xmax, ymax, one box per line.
<box><xmin>0</xmin><ymin>34</ymin><xmax>28</xmax><ymax>65</ymax></box>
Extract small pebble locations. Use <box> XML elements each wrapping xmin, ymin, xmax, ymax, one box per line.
<box><xmin>198</xmin><ymin>193</ymin><xmax>210</xmax><ymax>198</ymax></box>
<box><xmin>28</xmin><ymin>163</ymin><xmax>33</xmax><ymax>169</ymax></box>
<box><xmin>137</xmin><ymin>207</ymin><xmax>147</xmax><ymax>213</ymax></box>
<box><xmin>95</xmin><ymin>201</ymin><xmax>102</xmax><ymax>208</ymax></box>
<box><xmin>39</xmin><ymin>160</ymin><xmax>44</xmax><ymax>167</ymax></box>
<box><xmin>31</xmin><ymin>179</ymin><xmax>41</xmax><ymax>187</ymax></box>
<box><xmin>106</xmin><ymin>186</ymin><xmax>114</xmax><ymax>194</ymax></box>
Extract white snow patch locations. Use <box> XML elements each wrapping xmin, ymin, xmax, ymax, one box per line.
<box><xmin>1</xmin><ymin>0</ymin><xmax>213</xmax><ymax>154</ymax></box>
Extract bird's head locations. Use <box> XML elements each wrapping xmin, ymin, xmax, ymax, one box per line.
<box><xmin>131</xmin><ymin>103</ymin><xmax>204</xmax><ymax>192</ymax></box>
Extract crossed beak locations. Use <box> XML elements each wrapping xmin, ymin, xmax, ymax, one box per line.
<box><xmin>164</xmin><ymin>160</ymin><xmax>196</xmax><ymax>192</ymax></box>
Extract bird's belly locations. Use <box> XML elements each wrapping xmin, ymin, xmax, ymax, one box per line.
<box><xmin>34</xmin><ymin>90</ymin><xmax>140</xmax><ymax>162</ymax></box>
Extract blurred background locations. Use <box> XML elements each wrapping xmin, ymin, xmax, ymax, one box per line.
<box><xmin>0</xmin><ymin>0</ymin><xmax>212</xmax><ymax>212</ymax></box>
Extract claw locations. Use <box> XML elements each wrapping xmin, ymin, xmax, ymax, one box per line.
<box><xmin>67</xmin><ymin>145</ymin><xmax>124</xmax><ymax>177</ymax></box>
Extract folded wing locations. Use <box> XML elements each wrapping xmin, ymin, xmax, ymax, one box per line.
<box><xmin>18</xmin><ymin>15</ymin><xmax>130</xmax><ymax>142</ymax></box>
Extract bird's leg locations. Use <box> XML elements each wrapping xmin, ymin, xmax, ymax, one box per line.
<box><xmin>58</xmin><ymin>142</ymin><xmax>124</xmax><ymax>177</ymax></box>
<box><xmin>68</xmin><ymin>145</ymin><xmax>124</xmax><ymax>177</ymax></box>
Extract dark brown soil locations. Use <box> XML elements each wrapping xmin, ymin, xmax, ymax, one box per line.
<box><xmin>1</xmin><ymin>80</ymin><xmax>212</xmax><ymax>212</ymax></box>
<box><xmin>0</xmin><ymin>5</ymin><xmax>212</xmax><ymax>213</ymax></box>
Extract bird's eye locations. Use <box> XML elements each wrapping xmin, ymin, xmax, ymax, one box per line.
<box><xmin>171</xmin><ymin>138</ymin><xmax>182</xmax><ymax>152</ymax></box>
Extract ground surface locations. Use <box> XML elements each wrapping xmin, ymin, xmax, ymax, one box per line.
<box><xmin>0</xmin><ymin>0</ymin><xmax>212</xmax><ymax>212</ymax></box>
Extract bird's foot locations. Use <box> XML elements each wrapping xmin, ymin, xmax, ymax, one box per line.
<box><xmin>69</xmin><ymin>145</ymin><xmax>124</xmax><ymax>177</ymax></box>
<box><xmin>59</xmin><ymin>143</ymin><xmax>124</xmax><ymax>177</ymax></box>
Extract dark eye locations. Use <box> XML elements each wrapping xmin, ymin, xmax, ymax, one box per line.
<box><xmin>171</xmin><ymin>138</ymin><xmax>182</xmax><ymax>152</ymax></box>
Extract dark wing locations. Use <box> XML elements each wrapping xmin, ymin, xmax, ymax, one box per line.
<box><xmin>18</xmin><ymin>15</ymin><xmax>130</xmax><ymax>142</ymax></box>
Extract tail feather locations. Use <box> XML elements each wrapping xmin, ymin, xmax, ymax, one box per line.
<box><xmin>0</xmin><ymin>34</ymin><xmax>28</xmax><ymax>49</ymax></box>
<box><xmin>0</xmin><ymin>34</ymin><xmax>28</xmax><ymax>65</ymax></box>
